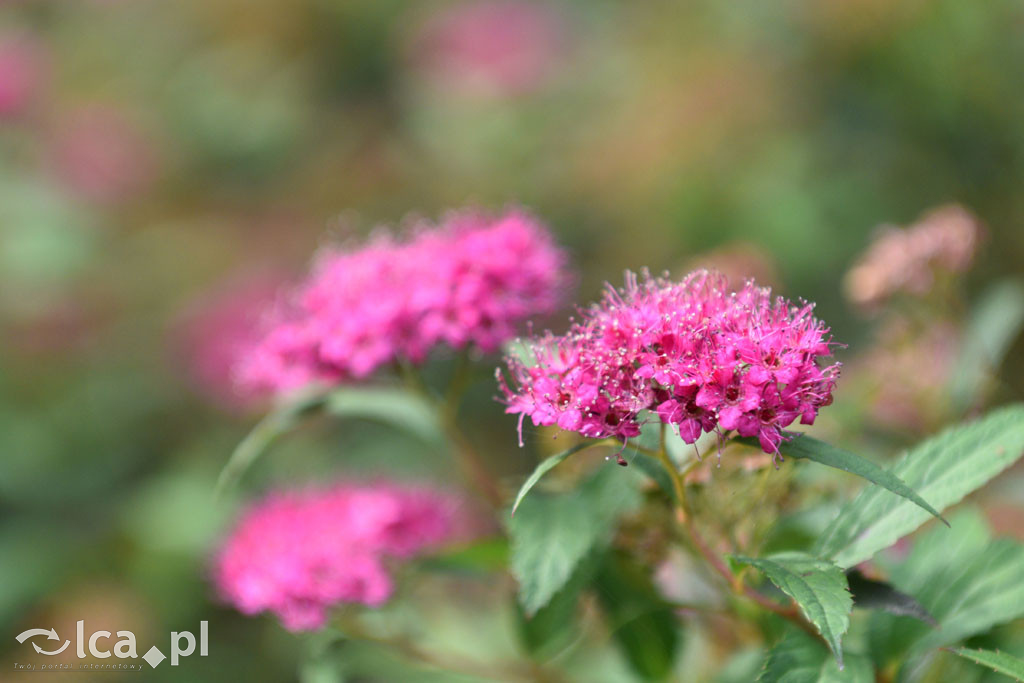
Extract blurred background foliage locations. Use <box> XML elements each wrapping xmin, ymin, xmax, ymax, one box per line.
<box><xmin>1</xmin><ymin>0</ymin><xmax>1023</xmax><ymax>680</ymax></box>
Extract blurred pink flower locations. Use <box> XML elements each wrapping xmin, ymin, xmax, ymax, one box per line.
<box><xmin>212</xmin><ymin>482</ymin><xmax>460</xmax><ymax>631</ymax></box>
<box><xmin>412</xmin><ymin>1</ymin><xmax>565</xmax><ymax>98</ymax></box>
<box><xmin>0</xmin><ymin>32</ymin><xmax>45</xmax><ymax>117</ymax></box>
<box><xmin>237</xmin><ymin>207</ymin><xmax>570</xmax><ymax>395</ymax></box>
<box><xmin>174</xmin><ymin>273</ymin><xmax>284</xmax><ymax>412</ymax></box>
<box><xmin>844</xmin><ymin>204</ymin><xmax>983</xmax><ymax>310</ymax></box>
<box><xmin>51</xmin><ymin>104</ymin><xmax>157</xmax><ymax>204</ymax></box>
<box><xmin>498</xmin><ymin>270</ymin><xmax>839</xmax><ymax>455</ymax></box>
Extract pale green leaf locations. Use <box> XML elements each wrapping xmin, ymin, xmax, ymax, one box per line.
<box><xmin>758</xmin><ymin>632</ymin><xmax>872</xmax><ymax>683</ymax></box>
<box><xmin>948</xmin><ymin>648</ymin><xmax>1024</xmax><ymax>682</ymax></box>
<box><xmin>951</xmin><ymin>279</ymin><xmax>1024</xmax><ymax>410</ymax></box>
<box><xmin>814</xmin><ymin>404</ymin><xmax>1024</xmax><ymax>567</ymax></box>
<box><xmin>734</xmin><ymin>552</ymin><xmax>852</xmax><ymax>667</ymax></box>
<box><xmin>215</xmin><ymin>389</ymin><xmax>327</xmax><ymax>496</ymax></box>
<box><xmin>324</xmin><ymin>386</ymin><xmax>442</xmax><ymax>445</ymax></box>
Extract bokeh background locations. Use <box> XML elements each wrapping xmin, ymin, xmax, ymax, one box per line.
<box><xmin>2</xmin><ymin>0</ymin><xmax>1023</xmax><ymax>680</ymax></box>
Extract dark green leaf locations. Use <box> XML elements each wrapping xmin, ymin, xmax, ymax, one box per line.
<box><xmin>511</xmin><ymin>442</ymin><xmax>592</xmax><ymax>516</ymax></box>
<box><xmin>814</xmin><ymin>404</ymin><xmax>1024</xmax><ymax>567</ymax></box>
<box><xmin>733</xmin><ymin>552</ymin><xmax>852</xmax><ymax>667</ymax></box>
<box><xmin>742</xmin><ymin>434</ymin><xmax>946</xmax><ymax>526</ymax></box>
<box><xmin>846</xmin><ymin>569</ymin><xmax>935</xmax><ymax>626</ymax></box>
<box><xmin>948</xmin><ymin>648</ymin><xmax>1024</xmax><ymax>682</ymax></box>
<box><xmin>758</xmin><ymin>631</ymin><xmax>872</xmax><ymax>683</ymax></box>
<box><xmin>594</xmin><ymin>552</ymin><xmax>681</xmax><ymax>682</ymax></box>
<box><xmin>516</xmin><ymin>553</ymin><xmax>597</xmax><ymax>661</ymax></box>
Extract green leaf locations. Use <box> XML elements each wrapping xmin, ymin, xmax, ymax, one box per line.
<box><xmin>868</xmin><ymin>508</ymin><xmax>1024</xmax><ymax>663</ymax></box>
<box><xmin>215</xmin><ymin>389</ymin><xmax>327</xmax><ymax>496</ymax></box>
<box><xmin>951</xmin><ymin>279</ymin><xmax>1024</xmax><ymax>411</ymax></box>
<box><xmin>516</xmin><ymin>553</ymin><xmax>597</xmax><ymax>661</ymax></box>
<box><xmin>846</xmin><ymin>569</ymin><xmax>935</xmax><ymax>626</ymax></box>
<box><xmin>948</xmin><ymin>648</ymin><xmax>1024</xmax><ymax>682</ymax></box>
<box><xmin>323</xmin><ymin>386</ymin><xmax>443</xmax><ymax>445</ymax></box>
<box><xmin>763</xmin><ymin>435</ymin><xmax>947</xmax><ymax>526</ymax></box>
<box><xmin>733</xmin><ymin>552</ymin><xmax>852</xmax><ymax>668</ymax></box>
<box><xmin>510</xmin><ymin>465</ymin><xmax>642</xmax><ymax>615</ymax></box>
<box><xmin>511</xmin><ymin>442</ymin><xmax>592</xmax><ymax>516</ymax></box>
<box><xmin>418</xmin><ymin>537</ymin><xmax>509</xmax><ymax>575</ymax></box>
<box><xmin>759</xmin><ymin>632</ymin><xmax>872</xmax><ymax>683</ymax></box>
<box><xmin>814</xmin><ymin>403</ymin><xmax>1024</xmax><ymax>567</ymax></box>
<box><xmin>594</xmin><ymin>552</ymin><xmax>681</xmax><ymax>682</ymax></box>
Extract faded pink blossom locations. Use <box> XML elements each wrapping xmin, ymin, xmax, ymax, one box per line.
<box><xmin>51</xmin><ymin>104</ymin><xmax>156</xmax><ymax>204</ymax></box>
<box><xmin>237</xmin><ymin>208</ymin><xmax>569</xmax><ymax>394</ymax></box>
<box><xmin>212</xmin><ymin>482</ymin><xmax>460</xmax><ymax>631</ymax></box>
<box><xmin>844</xmin><ymin>205</ymin><xmax>983</xmax><ymax>310</ymax></box>
<box><xmin>174</xmin><ymin>273</ymin><xmax>284</xmax><ymax>412</ymax></box>
<box><xmin>0</xmin><ymin>32</ymin><xmax>45</xmax><ymax>117</ymax></box>
<box><xmin>498</xmin><ymin>270</ymin><xmax>839</xmax><ymax>455</ymax></box>
<box><xmin>412</xmin><ymin>1</ymin><xmax>565</xmax><ymax>98</ymax></box>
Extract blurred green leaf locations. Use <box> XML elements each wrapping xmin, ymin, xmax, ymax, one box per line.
<box><xmin>744</xmin><ymin>434</ymin><xmax>946</xmax><ymax>525</ymax></box>
<box><xmin>948</xmin><ymin>648</ymin><xmax>1024</xmax><ymax>682</ymax></box>
<box><xmin>215</xmin><ymin>390</ymin><xmax>327</xmax><ymax>496</ymax></box>
<box><xmin>758</xmin><ymin>631</ymin><xmax>872</xmax><ymax>683</ymax></box>
<box><xmin>516</xmin><ymin>554</ymin><xmax>596</xmax><ymax>661</ymax></box>
<box><xmin>594</xmin><ymin>552</ymin><xmax>681</xmax><ymax>682</ymax></box>
<box><xmin>814</xmin><ymin>403</ymin><xmax>1024</xmax><ymax>567</ymax></box>
<box><xmin>511</xmin><ymin>442</ymin><xmax>593</xmax><ymax>516</ymax></box>
<box><xmin>951</xmin><ymin>279</ymin><xmax>1024</xmax><ymax>410</ymax></box>
<box><xmin>419</xmin><ymin>537</ymin><xmax>509</xmax><ymax>575</ymax></box>
<box><xmin>733</xmin><ymin>552</ymin><xmax>852</xmax><ymax>668</ymax></box>
<box><xmin>323</xmin><ymin>386</ymin><xmax>443</xmax><ymax>445</ymax></box>
<box><xmin>868</xmin><ymin>508</ymin><xmax>1024</xmax><ymax>663</ymax></box>
<box><xmin>509</xmin><ymin>465</ymin><xmax>641</xmax><ymax>615</ymax></box>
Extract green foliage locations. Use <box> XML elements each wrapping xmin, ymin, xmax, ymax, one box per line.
<box><xmin>951</xmin><ymin>279</ymin><xmax>1024</xmax><ymax>410</ymax></box>
<box><xmin>733</xmin><ymin>552</ymin><xmax>852</xmax><ymax>667</ymax></box>
<box><xmin>509</xmin><ymin>465</ymin><xmax>642</xmax><ymax>615</ymax></box>
<box><xmin>868</xmin><ymin>508</ymin><xmax>1024</xmax><ymax>665</ymax></box>
<box><xmin>594</xmin><ymin>552</ymin><xmax>681</xmax><ymax>682</ymax></box>
<box><xmin>515</xmin><ymin>555</ymin><xmax>596</xmax><ymax>661</ymax></box>
<box><xmin>949</xmin><ymin>648</ymin><xmax>1024</xmax><ymax>682</ymax></box>
<box><xmin>814</xmin><ymin>403</ymin><xmax>1024</xmax><ymax>568</ymax></box>
<box><xmin>216</xmin><ymin>390</ymin><xmax>328</xmax><ymax>495</ymax></box>
<box><xmin>759</xmin><ymin>434</ymin><xmax>946</xmax><ymax>525</ymax></box>
<box><xmin>217</xmin><ymin>386</ymin><xmax>444</xmax><ymax>495</ymax></box>
<box><xmin>758</xmin><ymin>631</ymin><xmax>872</xmax><ymax>683</ymax></box>
<box><xmin>511</xmin><ymin>442</ymin><xmax>593</xmax><ymax>516</ymax></box>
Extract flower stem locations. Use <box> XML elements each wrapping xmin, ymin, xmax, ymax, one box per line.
<box><xmin>653</xmin><ymin>441</ymin><xmax>823</xmax><ymax>641</ymax></box>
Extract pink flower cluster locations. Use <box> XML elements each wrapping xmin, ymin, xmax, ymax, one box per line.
<box><xmin>212</xmin><ymin>482</ymin><xmax>459</xmax><ymax>631</ymax></box>
<box><xmin>844</xmin><ymin>204</ymin><xmax>982</xmax><ymax>309</ymax></box>
<box><xmin>498</xmin><ymin>270</ymin><xmax>839</xmax><ymax>454</ymax></box>
<box><xmin>237</xmin><ymin>208</ymin><xmax>569</xmax><ymax>394</ymax></box>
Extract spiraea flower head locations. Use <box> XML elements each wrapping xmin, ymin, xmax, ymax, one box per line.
<box><xmin>844</xmin><ymin>205</ymin><xmax>982</xmax><ymax>310</ymax></box>
<box><xmin>498</xmin><ymin>270</ymin><xmax>840</xmax><ymax>454</ymax></box>
<box><xmin>236</xmin><ymin>208</ymin><xmax>569</xmax><ymax>394</ymax></box>
<box><xmin>212</xmin><ymin>482</ymin><xmax>459</xmax><ymax>631</ymax></box>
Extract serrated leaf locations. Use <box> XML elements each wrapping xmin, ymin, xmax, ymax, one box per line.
<box><xmin>868</xmin><ymin>508</ymin><xmax>1024</xmax><ymax>663</ymax></box>
<box><xmin>951</xmin><ymin>279</ymin><xmax>1024</xmax><ymax>411</ymax></box>
<box><xmin>516</xmin><ymin>553</ymin><xmax>597</xmax><ymax>661</ymax></box>
<box><xmin>733</xmin><ymin>552</ymin><xmax>852</xmax><ymax>667</ymax></box>
<box><xmin>758</xmin><ymin>631</ymin><xmax>872</xmax><ymax>683</ymax></box>
<box><xmin>846</xmin><ymin>569</ymin><xmax>936</xmax><ymax>626</ymax></box>
<box><xmin>762</xmin><ymin>435</ymin><xmax>946</xmax><ymax>526</ymax></box>
<box><xmin>215</xmin><ymin>389</ymin><xmax>327</xmax><ymax>496</ymax></box>
<box><xmin>594</xmin><ymin>552</ymin><xmax>681</xmax><ymax>682</ymax></box>
<box><xmin>511</xmin><ymin>442</ymin><xmax>592</xmax><ymax>516</ymax></box>
<box><xmin>948</xmin><ymin>648</ymin><xmax>1024</xmax><ymax>682</ymax></box>
<box><xmin>324</xmin><ymin>386</ymin><xmax>443</xmax><ymax>445</ymax></box>
<box><xmin>814</xmin><ymin>404</ymin><xmax>1024</xmax><ymax>568</ymax></box>
<box><xmin>510</xmin><ymin>465</ymin><xmax>642</xmax><ymax>615</ymax></box>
